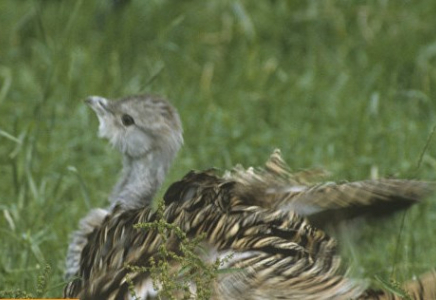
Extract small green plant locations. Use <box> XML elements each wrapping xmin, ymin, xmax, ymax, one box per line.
<box><xmin>0</xmin><ymin>263</ymin><xmax>51</xmax><ymax>299</ymax></box>
<box><xmin>125</xmin><ymin>200</ymin><xmax>229</xmax><ymax>300</ymax></box>
<box><xmin>0</xmin><ymin>289</ymin><xmax>34</xmax><ymax>299</ymax></box>
<box><xmin>35</xmin><ymin>263</ymin><xmax>51</xmax><ymax>298</ymax></box>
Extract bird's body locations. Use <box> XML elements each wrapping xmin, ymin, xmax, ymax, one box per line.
<box><xmin>65</xmin><ymin>167</ymin><xmax>359</xmax><ymax>299</ymax></box>
<box><xmin>65</xmin><ymin>94</ymin><xmax>436</xmax><ymax>299</ymax></box>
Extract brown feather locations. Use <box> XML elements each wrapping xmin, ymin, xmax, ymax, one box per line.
<box><xmin>64</xmin><ymin>152</ymin><xmax>435</xmax><ymax>299</ymax></box>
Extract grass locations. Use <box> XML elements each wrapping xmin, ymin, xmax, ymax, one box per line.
<box><xmin>1</xmin><ymin>0</ymin><xmax>436</xmax><ymax>297</ymax></box>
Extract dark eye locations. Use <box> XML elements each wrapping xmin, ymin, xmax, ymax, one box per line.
<box><xmin>121</xmin><ymin>114</ymin><xmax>135</xmax><ymax>126</ymax></box>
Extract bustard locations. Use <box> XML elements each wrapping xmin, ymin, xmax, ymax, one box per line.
<box><xmin>65</xmin><ymin>94</ymin><xmax>182</xmax><ymax>280</ymax></box>
<box><xmin>65</xmin><ymin>94</ymin><xmax>436</xmax><ymax>299</ymax></box>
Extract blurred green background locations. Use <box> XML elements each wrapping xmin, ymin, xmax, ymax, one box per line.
<box><xmin>1</xmin><ymin>0</ymin><xmax>436</xmax><ymax>297</ymax></box>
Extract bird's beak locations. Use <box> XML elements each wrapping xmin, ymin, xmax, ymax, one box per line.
<box><xmin>84</xmin><ymin>96</ymin><xmax>110</xmax><ymax>116</ymax></box>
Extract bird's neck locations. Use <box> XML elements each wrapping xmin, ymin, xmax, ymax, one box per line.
<box><xmin>109</xmin><ymin>151</ymin><xmax>171</xmax><ymax>210</ymax></box>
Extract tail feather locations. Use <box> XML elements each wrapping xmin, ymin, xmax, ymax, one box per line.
<box><xmin>227</xmin><ymin>149</ymin><xmax>434</xmax><ymax>227</ymax></box>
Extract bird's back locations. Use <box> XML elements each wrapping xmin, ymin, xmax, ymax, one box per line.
<box><xmin>64</xmin><ymin>152</ymin><xmax>436</xmax><ymax>299</ymax></box>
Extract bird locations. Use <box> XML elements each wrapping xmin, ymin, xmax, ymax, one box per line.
<box><xmin>64</xmin><ymin>94</ymin><xmax>183</xmax><ymax>280</ymax></box>
<box><xmin>64</xmin><ymin>94</ymin><xmax>436</xmax><ymax>299</ymax></box>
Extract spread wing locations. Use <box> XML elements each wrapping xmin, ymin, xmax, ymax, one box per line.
<box><xmin>279</xmin><ymin>179</ymin><xmax>434</xmax><ymax>227</ymax></box>
<box><xmin>227</xmin><ymin>150</ymin><xmax>434</xmax><ymax>227</ymax></box>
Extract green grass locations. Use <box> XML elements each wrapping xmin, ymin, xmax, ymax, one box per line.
<box><xmin>1</xmin><ymin>0</ymin><xmax>436</xmax><ymax>297</ymax></box>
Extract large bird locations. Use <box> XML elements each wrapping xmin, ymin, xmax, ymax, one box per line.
<box><xmin>64</xmin><ymin>94</ymin><xmax>182</xmax><ymax>280</ymax></box>
<box><xmin>64</xmin><ymin>94</ymin><xmax>435</xmax><ymax>299</ymax></box>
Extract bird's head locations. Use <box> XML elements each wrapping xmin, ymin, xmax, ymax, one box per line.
<box><xmin>85</xmin><ymin>94</ymin><xmax>183</xmax><ymax>159</ymax></box>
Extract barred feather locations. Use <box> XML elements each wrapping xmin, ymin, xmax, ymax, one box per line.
<box><xmin>66</xmin><ymin>95</ymin><xmax>436</xmax><ymax>299</ymax></box>
<box><xmin>64</xmin><ymin>152</ymin><xmax>435</xmax><ymax>299</ymax></box>
<box><xmin>227</xmin><ymin>150</ymin><xmax>434</xmax><ymax>227</ymax></box>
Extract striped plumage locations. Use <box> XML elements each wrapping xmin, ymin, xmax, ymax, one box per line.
<box><xmin>65</xmin><ymin>94</ymin><xmax>435</xmax><ymax>299</ymax></box>
<box><xmin>64</xmin><ymin>162</ymin><xmax>349</xmax><ymax>298</ymax></box>
<box><xmin>223</xmin><ymin>152</ymin><xmax>433</xmax><ymax>228</ymax></box>
<box><xmin>65</xmin><ymin>153</ymin><xmax>435</xmax><ymax>299</ymax></box>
